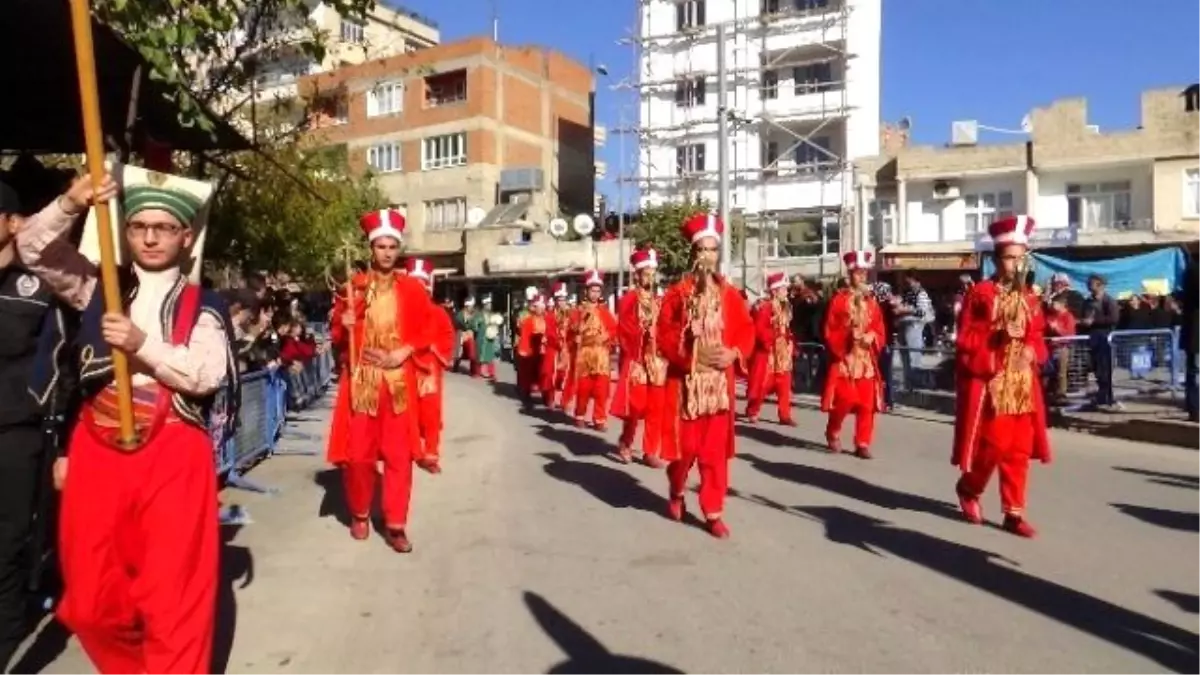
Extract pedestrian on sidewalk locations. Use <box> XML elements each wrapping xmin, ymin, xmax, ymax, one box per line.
<box><xmin>952</xmin><ymin>215</ymin><xmax>1052</xmax><ymax>539</ymax></box>
<box><xmin>20</xmin><ymin>169</ymin><xmax>237</xmax><ymax>674</ymax></box>
<box><xmin>821</xmin><ymin>252</ymin><xmax>886</xmax><ymax>459</ymax></box>
<box><xmin>406</xmin><ymin>258</ymin><xmax>455</xmax><ymax>473</ymax></box>
<box><xmin>330</xmin><ymin>209</ymin><xmax>438</xmax><ymax>553</ymax></box>
<box><xmin>745</xmin><ymin>271</ymin><xmax>796</xmax><ymax>426</ymax></box>
<box><xmin>657</xmin><ymin>213</ymin><xmax>754</xmax><ymax>539</ymax></box>
<box><xmin>567</xmin><ymin>270</ymin><xmax>617</xmax><ymax>430</ymax></box>
<box><xmin>1079</xmin><ymin>274</ymin><xmax>1120</xmax><ymax>409</ymax></box>
<box><xmin>611</xmin><ymin>247</ymin><xmax>667</xmax><ymax>467</ymax></box>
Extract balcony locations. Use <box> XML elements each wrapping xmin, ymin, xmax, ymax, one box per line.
<box><xmin>424</xmin><ymin>69</ymin><xmax>467</xmax><ymax>108</ymax></box>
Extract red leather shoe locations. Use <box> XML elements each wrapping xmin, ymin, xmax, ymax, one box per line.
<box><xmin>594</xmin><ymin>423</ymin><xmax>608</xmax><ymax>432</ymax></box>
<box><xmin>418</xmin><ymin>459</ymin><xmax>442</xmax><ymax>475</ymax></box>
<box><xmin>956</xmin><ymin>490</ymin><xmax>983</xmax><ymax>525</ymax></box>
<box><xmin>780</xmin><ymin>418</ymin><xmax>797</xmax><ymax>427</ymax></box>
<box><xmin>707</xmin><ymin>519</ymin><xmax>731</xmax><ymax>539</ymax></box>
<box><xmin>746</xmin><ymin>416</ymin><xmax>759</xmax><ymax>424</ymax></box>
<box><xmin>667</xmin><ymin>497</ymin><xmax>685</xmax><ymax>522</ymax></box>
<box><xmin>1002</xmin><ymin>515</ymin><xmax>1037</xmax><ymax>538</ymax></box>
<box><xmin>616</xmin><ymin>446</ymin><xmax>632</xmax><ymax>464</ymax></box>
<box><xmin>574</xmin><ymin>418</ymin><xmax>586</xmax><ymax>429</ymax></box>
<box><xmin>350</xmin><ymin>518</ymin><xmax>370</xmax><ymax>541</ymax></box>
<box><xmin>827</xmin><ymin>438</ymin><xmax>842</xmax><ymax>454</ymax></box>
<box><xmin>386</xmin><ymin>528</ymin><xmax>414</xmax><ymax>553</ymax></box>
<box><xmin>854</xmin><ymin>446</ymin><xmax>873</xmax><ymax>460</ymax></box>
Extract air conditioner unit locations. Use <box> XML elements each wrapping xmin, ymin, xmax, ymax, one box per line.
<box><xmin>931</xmin><ymin>181</ymin><xmax>960</xmax><ymax>201</ymax></box>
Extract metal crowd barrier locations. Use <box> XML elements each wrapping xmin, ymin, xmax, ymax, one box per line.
<box><xmin>212</xmin><ymin>348</ymin><xmax>335</xmax><ymax>497</ymax></box>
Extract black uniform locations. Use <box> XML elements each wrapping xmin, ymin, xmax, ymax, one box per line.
<box><xmin>0</xmin><ymin>263</ymin><xmax>73</xmax><ymax>671</ymax></box>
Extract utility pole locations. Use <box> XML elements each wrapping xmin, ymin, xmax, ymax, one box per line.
<box><xmin>617</xmin><ymin>105</ymin><xmax>627</xmax><ymax>292</ymax></box>
<box><xmin>716</xmin><ymin>24</ymin><xmax>731</xmax><ymax>276</ymax></box>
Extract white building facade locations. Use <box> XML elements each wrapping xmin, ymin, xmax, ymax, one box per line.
<box><xmin>635</xmin><ymin>0</ymin><xmax>881</xmax><ymax>263</ymax></box>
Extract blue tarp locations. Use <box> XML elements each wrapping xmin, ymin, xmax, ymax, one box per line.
<box><xmin>981</xmin><ymin>247</ymin><xmax>1189</xmax><ymax>297</ymax></box>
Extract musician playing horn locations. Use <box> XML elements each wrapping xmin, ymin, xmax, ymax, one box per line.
<box><xmin>657</xmin><ymin>214</ymin><xmax>753</xmax><ymax>539</ymax></box>
<box><xmin>822</xmin><ymin>250</ymin><xmax>886</xmax><ymax>459</ymax></box>
<box><xmin>953</xmin><ymin>215</ymin><xmax>1051</xmax><ymax>538</ymax></box>
<box><xmin>745</xmin><ymin>271</ymin><xmax>796</xmax><ymax>426</ymax></box>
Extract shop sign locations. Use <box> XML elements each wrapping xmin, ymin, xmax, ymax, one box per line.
<box><xmin>882</xmin><ymin>252</ymin><xmax>979</xmax><ymax>270</ymax></box>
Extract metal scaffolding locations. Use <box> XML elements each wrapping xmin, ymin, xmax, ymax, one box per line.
<box><xmin>617</xmin><ymin>0</ymin><xmax>857</xmax><ymax>284</ymax></box>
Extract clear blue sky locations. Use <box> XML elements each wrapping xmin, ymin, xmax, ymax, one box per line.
<box><xmin>391</xmin><ymin>0</ymin><xmax>1199</xmax><ymax>207</ymax></box>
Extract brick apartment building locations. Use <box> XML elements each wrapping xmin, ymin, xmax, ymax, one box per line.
<box><xmin>299</xmin><ymin>36</ymin><xmax>596</xmax><ymax>262</ymax></box>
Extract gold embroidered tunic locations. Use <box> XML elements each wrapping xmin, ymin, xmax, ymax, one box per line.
<box><xmin>987</xmin><ymin>286</ymin><xmax>1035</xmax><ymax>417</ymax></box>
<box><xmin>683</xmin><ymin>283</ymin><xmax>730</xmax><ymax>420</ymax></box>
<box><xmin>352</xmin><ymin>273</ymin><xmax>408</xmax><ymax>416</ymax></box>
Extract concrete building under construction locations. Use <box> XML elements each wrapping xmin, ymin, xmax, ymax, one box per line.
<box><xmin>626</xmin><ymin>0</ymin><xmax>881</xmax><ymax>284</ymax></box>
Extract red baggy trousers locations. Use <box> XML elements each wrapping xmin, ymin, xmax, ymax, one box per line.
<box><xmin>666</xmin><ymin>413</ymin><xmax>732</xmax><ymax>520</ymax></box>
<box><xmin>344</xmin><ymin>388</ymin><xmax>415</xmax><ymax>528</ymax></box>
<box><xmin>745</xmin><ymin>372</ymin><xmax>793</xmax><ymax>422</ymax></box>
<box><xmin>957</xmin><ymin>412</ymin><xmax>1035</xmax><ymax>516</ymax></box>
<box><xmin>618</xmin><ymin>383</ymin><xmax>665</xmax><ymax>457</ymax></box>
<box><xmin>574</xmin><ymin>374</ymin><xmax>610</xmax><ymax>426</ymax></box>
<box><xmin>417</xmin><ymin>392</ymin><xmax>442</xmax><ymax>460</ymax></box>
<box><xmin>825</xmin><ymin>377</ymin><xmax>878</xmax><ymax>449</ymax></box>
<box><xmin>57</xmin><ymin>421</ymin><xmax>218</xmax><ymax>674</ymax></box>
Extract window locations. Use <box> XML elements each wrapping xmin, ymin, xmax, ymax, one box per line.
<box><xmin>1067</xmin><ymin>181</ymin><xmax>1132</xmax><ymax>230</ymax></box>
<box><xmin>762</xmin><ymin>141</ymin><xmax>780</xmax><ymax>177</ymax></box>
<box><xmin>422</xmin><ymin>133</ymin><xmax>467</xmax><ymax>170</ymax></box>
<box><xmin>793</xmin><ymin>62</ymin><xmax>835</xmax><ymax>95</ymax></box>
<box><xmin>964</xmin><ymin>190</ymin><xmax>1014</xmax><ymax>237</ymax></box>
<box><xmin>367</xmin><ymin>142</ymin><xmax>402</xmax><ymax>173</ymax></box>
<box><xmin>676</xmin><ymin>143</ymin><xmax>706</xmax><ymax>174</ymax></box>
<box><xmin>339</xmin><ymin>19</ymin><xmax>364</xmax><ymax>44</ymax></box>
<box><xmin>761</xmin><ymin>0</ymin><xmax>783</xmax><ymax>15</ymax></box>
<box><xmin>674</xmin><ymin>77</ymin><xmax>706</xmax><ymax>107</ymax></box>
<box><xmin>424</xmin><ymin>70</ymin><xmax>467</xmax><ymax>107</ymax></box>
<box><xmin>1185</xmin><ymin>168</ymin><xmax>1200</xmax><ymax>217</ymax></box>
<box><xmin>366</xmin><ymin>82</ymin><xmax>403</xmax><ymax>117</ymax></box>
<box><xmin>761</xmin><ymin>70</ymin><xmax>778</xmax><ymax>100</ymax></box>
<box><xmin>794</xmin><ymin>136</ymin><xmax>832</xmax><ymax>167</ymax></box>
<box><xmin>870</xmin><ymin>200</ymin><xmax>896</xmax><ymax>246</ymax></box>
<box><xmin>767</xmin><ymin>215</ymin><xmax>839</xmax><ymax>258</ymax></box>
<box><xmin>424</xmin><ymin>198</ymin><xmax>468</xmax><ymax>231</ymax></box>
<box><xmin>675</xmin><ymin>0</ymin><xmax>706</xmax><ymax>30</ymax></box>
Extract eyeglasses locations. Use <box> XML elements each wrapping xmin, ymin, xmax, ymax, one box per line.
<box><xmin>127</xmin><ymin>221</ymin><xmax>186</xmax><ymax>238</ymax></box>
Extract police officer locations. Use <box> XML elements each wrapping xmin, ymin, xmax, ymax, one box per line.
<box><xmin>0</xmin><ymin>179</ymin><xmax>75</xmax><ymax>671</ymax></box>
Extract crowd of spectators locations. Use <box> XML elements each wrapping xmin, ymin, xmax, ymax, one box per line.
<box><xmin>218</xmin><ymin>272</ymin><xmax>325</xmax><ymax>376</ymax></box>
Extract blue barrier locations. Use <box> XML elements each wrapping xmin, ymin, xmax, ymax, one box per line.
<box><xmin>213</xmin><ymin>349</ymin><xmax>335</xmax><ymax>500</ymax></box>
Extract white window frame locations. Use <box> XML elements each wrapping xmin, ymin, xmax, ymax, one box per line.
<box><xmin>366</xmin><ymin>82</ymin><xmax>404</xmax><ymax>118</ymax></box>
<box><xmin>761</xmin><ymin>70</ymin><xmax>779</xmax><ymax>100</ymax></box>
<box><xmin>1184</xmin><ymin>168</ymin><xmax>1200</xmax><ymax>218</ymax></box>
<box><xmin>676</xmin><ymin>143</ymin><xmax>706</xmax><ymax>175</ymax></box>
<box><xmin>339</xmin><ymin>19</ymin><xmax>364</xmax><ymax>44</ymax></box>
<box><xmin>1066</xmin><ymin>180</ymin><xmax>1132</xmax><ymax>230</ymax></box>
<box><xmin>870</xmin><ymin>199</ymin><xmax>896</xmax><ymax>246</ymax></box>
<box><xmin>423</xmin><ymin>197</ymin><xmax>468</xmax><ymax>231</ymax></box>
<box><xmin>367</xmin><ymin>142</ymin><xmax>402</xmax><ymax>174</ymax></box>
<box><xmin>421</xmin><ymin>133</ymin><xmax>467</xmax><ymax>170</ymax></box>
<box><xmin>675</xmin><ymin>0</ymin><xmax>705</xmax><ymax>30</ymax></box>
<box><xmin>963</xmin><ymin>190</ymin><xmax>1015</xmax><ymax>238</ymax></box>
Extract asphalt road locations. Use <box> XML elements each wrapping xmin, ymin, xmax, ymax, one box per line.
<box><xmin>20</xmin><ymin>366</ymin><xmax>1200</xmax><ymax>674</ymax></box>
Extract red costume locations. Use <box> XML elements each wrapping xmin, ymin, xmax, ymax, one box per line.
<box><xmin>745</xmin><ymin>272</ymin><xmax>796</xmax><ymax>425</ymax></box>
<box><xmin>953</xmin><ymin>215</ymin><xmax>1051</xmax><ymax>538</ymax></box>
<box><xmin>407</xmin><ymin>258</ymin><xmax>455</xmax><ymax>471</ymax></box>
<box><xmin>546</xmin><ymin>282</ymin><xmax>573</xmax><ymax>410</ymax></box>
<box><xmin>329</xmin><ymin>210</ymin><xmax>438</xmax><ymax>551</ymax></box>
<box><xmin>568</xmin><ymin>270</ymin><xmax>617</xmax><ymax>429</ymax></box>
<box><xmin>517</xmin><ymin>294</ymin><xmax>556</xmax><ymax>406</ymax></box>
<box><xmin>657</xmin><ymin>213</ymin><xmax>754</xmax><ymax>538</ymax></box>
<box><xmin>611</xmin><ymin>248</ymin><xmax>668</xmax><ymax>465</ymax></box>
<box><xmin>821</xmin><ymin>251</ymin><xmax>886</xmax><ymax>457</ymax></box>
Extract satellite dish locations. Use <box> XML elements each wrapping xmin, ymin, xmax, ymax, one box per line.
<box><xmin>897</xmin><ymin>116</ymin><xmax>912</xmax><ymax>131</ymax></box>
<box><xmin>549</xmin><ymin>218</ymin><xmax>569</xmax><ymax>237</ymax></box>
<box><xmin>1020</xmin><ymin>114</ymin><xmax>1033</xmax><ymax>133</ymax></box>
<box><xmin>572</xmin><ymin>214</ymin><xmax>595</xmax><ymax>236</ymax></box>
<box><xmin>467</xmin><ymin>207</ymin><xmax>487</xmax><ymax>227</ymax></box>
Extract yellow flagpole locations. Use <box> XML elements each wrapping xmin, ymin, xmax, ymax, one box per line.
<box><xmin>68</xmin><ymin>0</ymin><xmax>137</xmax><ymax>446</ymax></box>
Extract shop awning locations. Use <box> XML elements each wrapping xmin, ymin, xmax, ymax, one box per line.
<box><xmin>878</xmin><ymin>241</ymin><xmax>980</xmax><ymax>271</ymax></box>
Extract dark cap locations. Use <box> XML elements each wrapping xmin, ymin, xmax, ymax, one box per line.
<box><xmin>0</xmin><ymin>181</ymin><xmax>20</xmax><ymax>215</ymax></box>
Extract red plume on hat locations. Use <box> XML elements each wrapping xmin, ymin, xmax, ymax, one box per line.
<box><xmin>766</xmin><ymin>271</ymin><xmax>788</xmax><ymax>291</ymax></box>
<box><xmin>988</xmin><ymin>215</ymin><xmax>1035</xmax><ymax>246</ymax></box>
<box><xmin>359</xmin><ymin>209</ymin><xmax>406</xmax><ymax>243</ymax></box>
<box><xmin>583</xmin><ymin>269</ymin><xmax>603</xmax><ymax>287</ymax></box>
<box><xmin>842</xmin><ymin>250</ymin><xmax>874</xmax><ymax>271</ymax></box>
<box><xmin>680</xmin><ymin>212</ymin><xmax>723</xmax><ymax>244</ymax></box>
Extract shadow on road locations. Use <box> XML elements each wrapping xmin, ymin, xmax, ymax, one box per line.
<box><xmin>523</xmin><ymin>591</ymin><xmax>684</xmax><ymax>674</ymax></box>
<box><xmin>9</xmin><ymin>618</ymin><xmax>70</xmax><ymax>675</ymax></box>
<box><xmin>735</xmin><ymin>423</ymin><xmax>828</xmax><ymax>452</ymax></box>
<box><xmin>213</xmin><ymin>524</ymin><xmax>254</xmax><ymax>674</ymax></box>
<box><xmin>739</xmin><ymin>453</ymin><xmax>961</xmax><ymax>522</ymax></box>
<box><xmin>1111</xmin><ymin>503</ymin><xmax>1200</xmax><ymax>533</ymax></box>
<box><xmin>314</xmin><ymin>468</ymin><xmax>351</xmax><ymax>527</ymax></box>
<box><xmin>537</xmin><ymin>452</ymin><xmax>666</xmax><ymax>515</ymax></box>
<box><xmin>798</xmin><ymin>505</ymin><xmax>1200</xmax><ymax>674</ymax></box>
<box><xmin>1113</xmin><ymin>466</ymin><xmax>1200</xmax><ymax>490</ymax></box>
<box><xmin>1155</xmin><ymin>589</ymin><xmax>1200</xmax><ymax>614</ymax></box>
<box><xmin>534</xmin><ymin>424</ymin><xmax>613</xmax><ymax>459</ymax></box>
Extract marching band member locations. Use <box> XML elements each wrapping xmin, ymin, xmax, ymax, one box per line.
<box><xmin>745</xmin><ymin>272</ymin><xmax>796</xmax><ymax>426</ymax></box>
<box><xmin>611</xmin><ymin>247</ymin><xmax>667</xmax><ymax>466</ymax></box>
<box><xmin>822</xmin><ymin>251</ymin><xmax>886</xmax><ymax>458</ymax></box>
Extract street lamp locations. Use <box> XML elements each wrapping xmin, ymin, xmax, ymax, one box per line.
<box><xmin>592</xmin><ymin>63</ymin><xmax>627</xmax><ymax>292</ymax></box>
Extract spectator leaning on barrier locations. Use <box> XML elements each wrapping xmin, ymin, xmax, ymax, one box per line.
<box><xmin>1079</xmin><ymin>274</ymin><xmax>1121</xmax><ymax>409</ymax></box>
<box><xmin>1044</xmin><ymin>292</ymin><xmax>1078</xmax><ymax>402</ymax></box>
<box><xmin>1045</xmin><ymin>273</ymin><xmax>1085</xmax><ymax>318</ymax></box>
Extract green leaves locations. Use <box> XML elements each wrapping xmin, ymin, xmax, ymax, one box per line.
<box><xmin>627</xmin><ymin>199</ymin><xmax>714</xmax><ymax>278</ymax></box>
